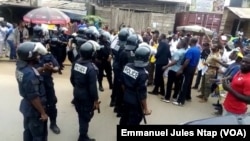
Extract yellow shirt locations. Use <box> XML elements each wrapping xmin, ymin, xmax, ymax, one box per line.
<box><xmin>150</xmin><ymin>42</ymin><xmax>158</xmax><ymax>63</ymax></box>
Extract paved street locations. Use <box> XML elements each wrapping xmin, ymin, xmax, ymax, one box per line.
<box><xmin>1</xmin><ymin>61</ymin><xmax>222</xmax><ymax>141</ymax></box>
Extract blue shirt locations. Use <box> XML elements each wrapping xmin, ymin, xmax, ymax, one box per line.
<box><xmin>224</xmin><ymin>62</ymin><xmax>240</xmax><ymax>78</ymax></box>
<box><xmin>170</xmin><ymin>48</ymin><xmax>186</xmax><ymax>72</ymax></box>
<box><xmin>78</xmin><ymin>24</ymin><xmax>86</xmax><ymax>29</ymax></box>
<box><xmin>185</xmin><ymin>46</ymin><xmax>201</xmax><ymax>67</ymax></box>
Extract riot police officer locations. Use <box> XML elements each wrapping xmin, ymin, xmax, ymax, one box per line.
<box><xmin>32</xmin><ymin>25</ymin><xmax>48</xmax><ymax>45</ymax></box>
<box><xmin>67</xmin><ymin>33</ymin><xmax>88</xmax><ymax>64</ymax></box>
<box><xmin>16</xmin><ymin>42</ymin><xmax>48</xmax><ymax>141</ymax></box>
<box><xmin>36</xmin><ymin>51</ymin><xmax>61</xmax><ymax>134</ymax></box>
<box><xmin>114</xmin><ymin>33</ymin><xmax>141</xmax><ymax>117</ymax></box>
<box><xmin>58</xmin><ymin>27</ymin><xmax>69</xmax><ymax>72</ymax></box>
<box><xmin>120</xmin><ymin>45</ymin><xmax>152</xmax><ymax>125</ymax></box>
<box><xmin>70</xmin><ymin>41</ymin><xmax>100</xmax><ymax>141</ymax></box>
<box><xmin>119</xmin><ymin>34</ymin><xmax>141</xmax><ymax>69</ymax></box>
<box><xmin>111</xmin><ymin>28</ymin><xmax>131</xmax><ymax>116</ymax></box>
<box><xmin>49</xmin><ymin>29</ymin><xmax>62</xmax><ymax>74</ymax></box>
<box><xmin>77</xmin><ymin>27</ymin><xmax>88</xmax><ymax>39</ymax></box>
<box><xmin>95</xmin><ymin>30</ymin><xmax>113</xmax><ymax>91</ymax></box>
<box><xmin>86</xmin><ymin>28</ymin><xmax>99</xmax><ymax>41</ymax></box>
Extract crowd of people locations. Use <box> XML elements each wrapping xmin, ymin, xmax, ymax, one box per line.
<box><xmin>1</xmin><ymin>17</ymin><xmax>249</xmax><ymax>140</ymax></box>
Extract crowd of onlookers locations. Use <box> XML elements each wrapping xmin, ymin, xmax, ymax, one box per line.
<box><xmin>0</xmin><ymin>20</ymin><xmax>30</xmax><ymax>60</ymax></box>
<box><xmin>138</xmin><ymin>26</ymin><xmax>250</xmax><ymax>117</ymax></box>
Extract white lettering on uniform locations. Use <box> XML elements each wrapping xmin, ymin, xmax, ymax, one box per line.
<box><xmin>123</xmin><ymin>66</ymin><xmax>139</xmax><ymax>79</ymax></box>
<box><xmin>74</xmin><ymin>63</ymin><xmax>88</xmax><ymax>74</ymax></box>
<box><xmin>16</xmin><ymin>70</ymin><xmax>24</xmax><ymax>82</ymax></box>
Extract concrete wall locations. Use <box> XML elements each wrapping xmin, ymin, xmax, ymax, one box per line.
<box><xmin>220</xmin><ymin>8</ymin><xmax>238</xmax><ymax>34</ymax></box>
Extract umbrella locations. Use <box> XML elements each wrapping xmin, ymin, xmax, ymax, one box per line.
<box><xmin>176</xmin><ymin>25</ymin><xmax>214</xmax><ymax>36</ymax></box>
<box><xmin>23</xmin><ymin>7</ymin><xmax>70</xmax><ymax>25</ymax></box>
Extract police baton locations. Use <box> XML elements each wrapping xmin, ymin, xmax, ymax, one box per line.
<box><xmin>97</xmin><ymin>101</ymin><xmax>101</xmax><ymax>113</ymax></box>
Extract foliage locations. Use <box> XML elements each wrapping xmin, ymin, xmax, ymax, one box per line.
<box><xmin>83</xmin><ymin>15</ymin><xmax>104</xmax><ymax>26</ymax></box>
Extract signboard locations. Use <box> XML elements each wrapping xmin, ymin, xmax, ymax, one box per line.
<box><xmin>190</xmin><ymin>0</ymin><xmax>225</xmax><ymax>13</ymax></box>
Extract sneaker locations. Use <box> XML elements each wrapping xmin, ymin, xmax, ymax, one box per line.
<box><xmin>211</xmin><ymin>93</ymin><xmax>219</xmax><ymax>97</ymax></box>
<box><xmin>172</xmin><ymin>98</ymin><xmax>177</xmax><ymax>102</ymax></box>
<box><xmin>220</xmin><ymin>94</ymin><xmax>227</xmax><ymax>98</ymax></box>
<box><xmin>162</xmin><ymin>99</ymin><xmax>170</xmax><ymax>103</ymax></box>
<box><xmin>172</xmin><ymin>101</ymin><xmax>183</xmax><ymax>106</ymax></box>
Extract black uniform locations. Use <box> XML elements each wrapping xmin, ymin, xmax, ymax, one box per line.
<box><xmin>67</xmin><ymin>36</ymin><xmax>87</xmax><ymax>64</ymax></box>
<box><xmin>119</xmin><ymin>46</ymin><xmax>151</xmax><ymax>125</ymax></box>
<box><xmin>37</xmin><ymin>53</ymin><xmax>61</xmax><ymax>134</ymax></box>
<box><xmin>96</xmin><ymin>40</ymin><xmax>113</xmax><ymax>91</ymax></box>
<box><xmin>95</xmin><ymin>30</ymin><xmax>113</xmax><ymax>91</ymax></box>
<box><xmin>16</xmin><ymin>42</ymin><xmax>48</xmax><ymax>141</ymax></box>
<box><xmin>70</xmin><ymin>42</ymin><xmax>99</xmax><ymax>141</ymax></box>
<box><xmin>115</xmin><ymin>34</ymin><xmax>140</xmax><ymax>116</ymax></box>
<box><xmin>57</xmin><ymin>32</ymin><xmax>68</xmax><ymax>69</ymax></box>
<box><xmin>111</xmin><ymin>28</ymin><xmax>130</xmax><ymax>114</ymax></box>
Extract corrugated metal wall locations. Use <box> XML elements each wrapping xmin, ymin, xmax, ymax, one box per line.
<box><xmin>96</xmin><ymin>7</ymin><xmax>176</xmax><ymax>33</ymax></box>
<box><xmin>174</xmin><ymin>11</ymin><xmax>223</xmax><ymax>34</ymax></box>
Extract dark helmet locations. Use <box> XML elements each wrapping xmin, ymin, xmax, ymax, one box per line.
<box><xmin>75</xmin><ymin>37</ymin><xmax>87</xmax><ymax>51</ymax></box>
<box><xmin>134</xmin><ymin>45</ymin><xmax>151</xmax><ymax>67</ymax></box>
<box><xmin>125</xmin><ymin>34</ymin><xmax>140</xmax><ymax>51</ymax></box>
<box><xmin>33</xmin><ymin>26</ymin><xmax>43</xmax><ymax>37</ymax></box>
<box><xmin>59</xmin><ymin>27</ymin><xmax>68</xmax><ymax>34</ymax></box>
<box><xmin>77</xmin><ymin>27</ymin><xmax>87</xmax><ymax>37</ymax></box>
<box><xmin>79</xmin><ymin>41</ymin><xmax>96</xmax><ymax>60</ymax></box>
<box><xmin>86</xmin><ymin>28</ymin><xmax>99</xmax><ymax>41</ymax></box>
<box><xmin>99</xmin><ymin>30</ymin><xmax>111</xmax><ymax>42</ymax></box>
<box><xmin>17</xmin><ymin>42</ymin><xmax>47</xmax><ymax>61</ymax></box>
<box><xmin>118</xmin><ymin>28</ymin><xmax>130</xmax><ymax>42</ymax></box>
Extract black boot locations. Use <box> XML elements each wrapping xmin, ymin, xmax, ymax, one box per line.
<box><xmin>107</xmin><ymin>77</ymin><xmax>113</xmax><ymax>90</ymax></box>
<box><xmin>99</xmin><ymin>82</ymin><xmax>104</xmax><ymax>92</ymax></box>
<box><xmin>99</xmin><ymin>85</ymin><xmax>104</xmax><ymax>92</ymax></box>
<box><xmin>110</xmin><ymin>99</ymin><xmax>115</xmax><ymax>107</ymax></box>
<box><xmin>50</xmin><ymin>122</ymin><xmax>60</xmax><ymax>134</ymax></box>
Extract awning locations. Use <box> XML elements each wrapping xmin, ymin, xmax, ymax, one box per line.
<box><xmin>227</xmin><ymin>7</ymin><xmax>250</xmax><ymax>20</ymax></box>
<box><xmin>56</xmin><ymin>9</ymin><xmax>87</xmax><ymax>20</ymax></box>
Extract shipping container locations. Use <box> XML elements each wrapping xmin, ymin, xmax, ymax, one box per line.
<box><xmin>174</xmin><ymin>11</ymin><xmax>223</xmax><ymax>34</ymax></box>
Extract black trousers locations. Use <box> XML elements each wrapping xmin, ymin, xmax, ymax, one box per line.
<box><xmin>177</xmin><ymin>66</ymin><xmax>196</xmax><ymax>104</ymax></box>
<box><xmin>74</xmin><ymin>101</ymin><xmax>94</xmax><ymax>141</ymax></box>
<box><xmin>164</xmin><ymin>70</ymin><xmax>183</xmax><ymax>100</ymax></box>
<box><xmin>119</xmin><ymin>103</ymin><xmax>143</xmax><ymax>125</ymax></box>
<box><xmin>23</xmin><ymin>116</ymin><xmax>48</xmax><ymax>141</ymax></box>
<box><xmin>153</xmin><ymin>64</ymin><xmax>166</xmax><ymax>95</ymax></box>
<box><xmin>95</xmin><ymin>60</ymin><xmax>113</xmax><ymax>88</ymax></box>
<box><xmin>193</xmin><ymin>70</ymin><xmax>202</xmax><ymax>88</ymax></box>
<box><xmin>44</xmin><ymin>78</ymin><xmax>58</xmax><ymax>123</ymax></box>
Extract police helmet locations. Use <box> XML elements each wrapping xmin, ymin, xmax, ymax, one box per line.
<box><xmin>139</xmin><ymin>42</ymin><xmax>156</xmax><ymax>55</ymax></box>
<box><xmin>17</xmin><ymin>42</ymin><xmax>48</xmax><ymax>61</ymax></box>
<box><xmin>99</xmin><ymin>30</ymin><xmax>111</xmax><ymax>42</ymax></box>
<box><xmin>75</xmin><ymin>37</ymin><xmax>88</xmax><ymax>51</ymax></box>
<box><xmin>79</xmin><ymin>41</ymin><xmax>96</xmax><ymax>59</ymax></box>
<box><xmin>59</xmin><ymin>27</ymin><xmax>68</xmax><ymax>34</ymax></box>
<box><xmin>134</xmin><ymin>45</ymin><xmax>151</xmax><ymax>67</ymax></box>
<box><xmin>33</xmin><ymin>26</ymin><xmax>43</xmax><ymax>37</ymax></box>
<box><xmin>118</xmin><ymin>28</ymin><xmax>130</xmax><ymax>42</ymax></box>
<box><xmin>86</xmin><ymin>28</ymin><xmax>99</xmax><ymax>41</ymax></box>
<box><xmin>125</xmin><ymin>34</ymin><xmax>140</xmax><ymax>51</ymax></box>
<box><xmin>77</xmin><ymin>27</ymin><xmax>88</xmax><ymax>37</ymax></box>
